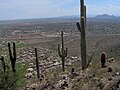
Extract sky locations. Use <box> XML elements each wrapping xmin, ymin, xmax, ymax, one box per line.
<box><xmin>0</xmin><ymin>0</ymin><xmax>120</xmax><ymax>20</ymax></box>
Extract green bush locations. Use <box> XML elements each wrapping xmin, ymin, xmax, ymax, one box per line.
<box><xmin>0</xmin><ymin>62</ymin><xmax>28</xmax><ymax>90</ymax></box>
<box><xmin>0</xmin><ymin>65</ymin><xmax>18</xmax><ymax>90</ymax></box>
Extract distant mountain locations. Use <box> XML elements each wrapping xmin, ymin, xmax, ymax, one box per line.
<box><xmin>0</xmin><ymin>14</ymin><xmax>120</xmax><ymax>24</ymax></box>
<box><xmin>94</xmin><ymin>14</ymin><xmax>117</xmax><ymax>19</ymax></box>
<box><xmin>58</xmin><ymin>14</ymin><xmax>120</xmax><ymax>20</ymax></box>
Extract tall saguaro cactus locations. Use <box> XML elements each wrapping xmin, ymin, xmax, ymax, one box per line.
<box><xmin>0</xmin><ymin>56</ymin><xmax>6</xmax><ymax>73</ymax></box>
<box><xmin>76</xmin><ymin>0</ymin><xmax>87</xmax><ymax>70</ymax></box>
<box><xmin>58</xmin><ymin>31</ymin><xmax>67</xmax><ymax>72</ymax></box>
<box><xmin>8</xmin><ymin>42</ymin><xmax>16</xmax><ymax>73</ymax></box>
<box><xmin>35</xmin><ymin>48</ymin><xmax>40</xmax><ymax>79</ymax></box>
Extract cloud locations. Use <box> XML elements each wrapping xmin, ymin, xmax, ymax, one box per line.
<box><xmin>0</xmin><ymin>0</ymin><xmax>79</xmax><ymax>20</ymax></box>
<box><xmin>0</xmin><ymin>0</ymin><xmax>120</xmax><ymax>20</ymax></box>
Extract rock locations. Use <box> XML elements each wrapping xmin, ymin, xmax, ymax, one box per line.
<box><xmin>62</xmin><ymin>81</ymin><xmax>68</xmax><ymax>87</ymax></box>
<box><xmin>30</xmin><ymin>83</ymin><xmax>38</xmax><ymax>90</ymax></box>
<box><xmin>21</xmin><ymin>59</ymin><xmax>25</xmax><ymax>63</ymax></box>
<box><xmin>53</xmin><ymin>62</ymin><xmax>60</xmax><ymax>66</ymax></box>
<box><xmin>115</xmin><ymin>72</ymin><xmax>120</xmax><ymax>76</ymax></box>
<box><xmin>92</xmin><ymin>77</ymin><xmax>99</xmax><ymax>81</ymax></box>
<box><xmin>40</xmin><ymin>54</ymin><xmax>45</xmax><ymax>57</ymax></box>
<box><xmin>32</xmin><ymin>71</ymin><xmax>37</xmax><ymax>75</ymax></box>
<box><xmin>70</xmin><ymin>56</ymin><xmax>78</xmax><ymax>60</ymax></box>
<box><xmin>36</xmin><ymin>83</ymin><xmax>50</xmax><ymax>90</ymax></box>
<box><xmin>71</xmin><ymin>68</ymin><xmax>75</xmax><ymax>73</ymax></box>
<box><xmin>107</xmin><ymin>66</ymin><xmax>113</xmax><ymax>73</ymax></box>
<box><xmin>103</xmin><ymin>77</ymin><xmax>120</xmax><ymax>90</ymax></box>
<box><xmin>58</xmin><ymin>80</ymin><xmax>68</xmax><ymax>89</ymax></box>
<box><xmin>108</xmin><ymin>58</ymin><xmax>114</xmax><ymax>63</ymax></box>
<box><xmin>97</xmin><ymin>82</ymin><xmax>104</xmax><ymax>89</ymax></box>
<box><xmin>66</xmin><ymin>62</ymin><xmax>72</xmax><ymax>66</ymax></box>
<box><xmin>88</xmin><ymin>73</ymin><xmax>96</xmax><ymax>79</ymax></box>
<box><xmin>108</xmin><ymin>77</ymin><xmax>114</xmax><ymax>81</ymax></box>
<box><xmin>29</xmin><ymin>52</ymin><xmax>33</xmax><ymax>55</ymax></box>
<box><xmin>27</xmin><ymin>68</ymin><xmax>34</xmax><ymax>72</ymax></box>
<box><xmin>29</xmin><ymin>63</ymin><xmax>34</xmax><ymax>68</ymax></box>
<box><xmin>69</xmin><ymin>72</ymin><xmax>79</xmax><ymax>79</ymax></box>
<box><xmin>25</xmin><ymin>85</ymin><xmax>31</xmax><ymax>90</ymax></box>
<box><xmin>60</xmin><ymin>74</ymin><xmax>68</xmax><ymax>79</ymax></box>
<box><xmin>40</xmin><ymin>74</ymin><xmax>45</xmax><ymax>80</ymax></box>
<box><xmin>63</xmin><ymin>76</ymin><xmax>66</xmax><ymax>80</ymax></box>
<box><xmin>25</xmin><ymin>72</ymin><xmax>33</xmax><ymax>79</ymax></box>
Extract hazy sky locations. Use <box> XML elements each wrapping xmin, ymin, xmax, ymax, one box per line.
<box><xmin>0</xmin><ymin>0</ymin><xmax>120</xmax><ymax>20</ymax></box>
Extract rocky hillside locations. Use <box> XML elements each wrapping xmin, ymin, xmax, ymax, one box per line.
<box><xmin>26</xmin><ymin>56</ymin><xmax>120</xmax><ymax>90</ymax></box>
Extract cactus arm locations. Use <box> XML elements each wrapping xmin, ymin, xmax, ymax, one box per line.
<box><xmin>13</xmin><ymin>42</ymin><xmax>16</xmax><ymax>62</ymax></box>
<box><xmin>58</xmin><ymin>44</ymin><xmax>62</xmax><ymax>57</ymax></box>
<box><xmin>64</xmin><ymin>48</ymin><xmax>67</xmax><ymax>57</ymax></box>
<box><xmin>35</xmin><ymin>48</ymin><xmax>40</xmax><ymax>79</ymax></box>
<box><xmin>76</xmin><ymin>22</ymin><xmax>81</xmax><ymax>32</ymax></box>
<box><xmin>8</xmin><ymin>42</ymin><xmax>13</xmax><ymax>60</ymax></box>
<box><xmin>63</xmin><ymin>50</ymin><xmax>66</xmax><ymax>57</ymax></box>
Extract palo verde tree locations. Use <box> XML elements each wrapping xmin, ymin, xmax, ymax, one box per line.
<box><xmin>76</xmin><ymin>0</ymin><xmax>87</xmax><ymax>70</ymax></box>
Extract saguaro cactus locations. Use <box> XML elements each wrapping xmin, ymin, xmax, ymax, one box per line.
<box><xmin>0</xmin><ymin>56</ymin><xmax>6</xmax><ymax>73</ymax></box>
<box><xmin>8</xmin><ymin>42</ymin><xmax>16</xmax><ymax>73</ymax></box>
<box><xmin>101</xmin><ymin>52</ymin><xmax>106</xmax><ymax>68</ymax></box>
<box><xmin>35</xmin><ymin>48</ymin><xmax>40</xmax><ymax>79</ymax></box>
<box><xmin>76</xmin><ymin>0</ymin><xmax>87</xmax><ymax>70</ymax></box>
<box><xmin>58</xmin><ymin>31</ymin><xmax>67</xmax><ymax>72</ymax></box>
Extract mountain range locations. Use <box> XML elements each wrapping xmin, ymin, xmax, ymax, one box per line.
<box><xmin>0</xmin><ymin>14</ymin><xmax>120</xmax><ymax>24</ymax></box>
<box><xmin>59</xmin><ymin>14</ymin><xmax>120</xmax><ymax>19</ymax></box>
<box><xmin>94</xmin><ymin>14</ymin><xmax>120</xmax><ymax>19</ymax></box>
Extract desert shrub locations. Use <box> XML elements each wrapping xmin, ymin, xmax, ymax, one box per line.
<box><xmin>0</xmin><ymin>64</ymin><xmax>18</xmax><ymax>90</ymax></box>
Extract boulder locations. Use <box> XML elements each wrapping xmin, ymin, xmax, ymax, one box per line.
<box><xmin>27</xmin><ymin>68</ymin><xmax>34</xmax><ymax>72</ymax></box>
<box><xmin>25</xmin><ymin>72</ymin><xmax>33</xmax><ymax>79</ymax></box>
<box><xmin>108</xmin><ymin>58</ymin><xmax>114</xmax><ymax>63</ymax></box>
<box><xmin>29</xmin><ymin>63</ymin><xmax>34</xmax><ymax>68</ymax></box>
<box><xmin>107</xmin><ymin>66</ymin><xmax>113</xmax><ymax>73</ymax></box>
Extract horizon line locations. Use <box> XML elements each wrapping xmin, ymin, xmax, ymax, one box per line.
<box><xmin>0</xmin><ymin>14</ymin><xmax>120</xmax><ymax>21</ymax></box>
